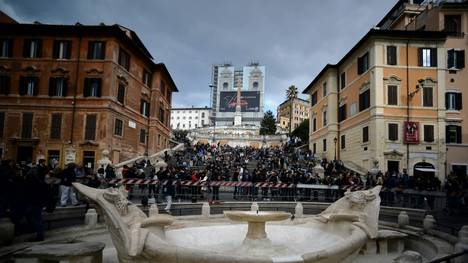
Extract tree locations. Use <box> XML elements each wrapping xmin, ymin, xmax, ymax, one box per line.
<box><xmin>286</xmin><ymin>85</ymin><xmax>298</xmax><ymax>100</ymax></box>
<box><xmin>260</xmin><ymin>110</ymin><xmax>277</xmax><ymax>135</ymax></box>
<box><xmin>291</xmin><ymin>119</ymin><xmax>309</xmax><ymax>144</ymax></box>
<box><xmin>285</xmin><ymin>85</ymin><xmax>298</xmax><ymax>134</ymax></box>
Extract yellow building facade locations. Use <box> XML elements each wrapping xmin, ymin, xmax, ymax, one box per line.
<box><xmin>304</xmin><ymin>30</ymin><xmax>447</xmax><ymax>181</ymax></box>
<box><xmin>277</xmin><ymin>97</ymin><xmax>310</xmax><ymax>131</ymax></box>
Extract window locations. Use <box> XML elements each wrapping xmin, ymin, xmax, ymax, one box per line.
<box><xmin>21</xmin><ymin>112</ymin><xmax>33</xmax><ymax>139</ymax></box>
<box><xmin>313</xmin><ymin>118</ymin><xmax>317</xmax><ymax>132</ymax></box>
<box><xmin>419</xmin><ymin>48</ymin><xmax>437</xmax><ymax>67</ymax></box>
<box><xmin>323</xmin><ymin>139</ymin><xmax>327</xmax><ymax>152</ymax></box>
<box><xmin>158</xmin><ymin>134</ymin><xmax>161</xmax><ymax>145</ymax></box>
<box><xmin>322</xmin><ymin>110</ymin><xmax>327</xmax><ymax>126</ymax></box>
<box><xmin>53</xmin><ymin>40</ymin><xmax>71</xmax><ymax>59</ymax></box>
<box><xmin>114</xmin><ymin>118</ymin><xmax>123</xmax><ymax>136</ymax></box>
<box><xmin>223</xmin><ymin>82</ymin><xmax>228</xmax><ymax>89</ymax></box>
<box><xmin>159</xmin><ymin>108</ymin><xmax>165</xmax><ymax>123</ymax></box>
<box><xmin>446</xmin><ymin>92</ymin><xmax>462</xmax><ymax>110</ymax></box>
<box><xmin>341</xmin><ymin>135</ymin><xmax>346</xmax><ymax>149</ymax></box>
<box><xmin>423</xmin><ymin>125</ymin><xmax>434</xmax><ymax>143</ymax></box>
<box><xmin>143</xmin><ymin>70</ymin><xmax>151</xmax><ymax>86</ymax></box>
<box><xmin>49</xmin><ymin>77</ymin><xmax>67</xmax><ymax>97</ymax></box>
<box><xmin>19</xmin><ymin>77</ymin><xmax>39</xmax><ymax>96</ymax></box>
<box><xmin>350</xmin><ymin>103</ymin><xmax>357</xmax><ymax>116</ymax></box>
<box><xmin>444</xmin><ymin>15</ymin><xmax>462</xmax><ymax>36</ymax></box>
<box><xmin>202</xmin><ymin>112</ymin><xmax>205</xmax><ymax>118</ymax></box>
<box><xmin>253</xmin><ymin>81</ymin><xmax>259</xmax><ymax>88</ymax></box>
<box><xmin>338</xmin><ymin>104</ymin><xmax>347</xmax><ymax>122</ymax></box>
<box><xmin>387</xmin><ymin>85</ymin><xmax>398</xmax><ymax>105</ymax></box>
<box><xmin>88</xmin><ymin>41</ymin><xmax>105</xmax><ymax>59</ymax></box>
<box><xmin>359</xmin><ymin>89</ymin><xmax>370</xmax><ymax>111</ymax></box>
<box><xmin>0</xmin><ymin>112</ymin><xmax>4</xmax><ymax>137</ymax></box>
<box><xmin>363</xmin><ymin>126</ymin><xmax>369</xmax><ymax>143</ymax></box>
<box><xmin>0</xmin><ymin>39</ymin><xmax>12</xmax><ymax>58</ymax></box>
<box><xmin>23</xmin><ymin>39</ymin><xmax>42</xmax><ymax>58</ymax></box>
<box><xmin>117</xmin><ymin>83</ymin><xmax>125</xmax><ymax>104</ymax></box>
<box><xmin>447</xmin><ymin>49</ymin><xmax>465</xmax><ymax>69</ymax></box>
<box><xmin>357</xmin><ymin>52</ymin><xmax>369</xmax><ymax>74</ymax></box>
<box><xmin>340</xmin><ymin>72</ymin><xmax>346</xmax><ymax>90</ymax></box>
<box><xmin>118</xmin><ymin>48</ymin><xmax>130</xmax><ymax>71</ymax></box>
<box><xmin>311</xmin><ymin>92</ymin><xmax>317</xmax><ymax>106</ymax></box>
<box><xmin>387</xmin><ymin>46</ymin><xmax>397</xmax><ymax>65</ymax></box>
<box><xmin>0</xmin><ymin>76</ymin><xmax>10</xmax><ymax>95</ymax></box>
<box><xmin>446</xmin><ymin>125</ymin><xmax>461</xmax><ymax>144</ymax></box>
<box><xmin>84</xmin><ymin>78</ymin><xmax>101</xmax><ymax>97</ymax></box>
<box><xmin>388</xmin><ymin>123</ymin><xmax>398</xmax><ymax>141</ymax></box>
<box><xmin>50</xmin><ymin>113</ymin><xmax>62</xmax><ymax>139</ymax></box>
<box><xmin>140</xmin><ymin>129</ymin><xmax>146</xmax><ymax>144</ymax></box>
<box><xmin>322</xmin><ymin>82</ymin><xmax>327</xmax><ymax>97</ymax></box>
<box><xmin>313</xmin><ymin>143</ymin><xmax>316</xmax><ymax>154</ymax></box>
<box><xmin>423</xmin><ymin>87</ymin><xmax>433</xmax><ymax>107</ymax></box>
<box><xmin>140</xmin><ymin>99</ymin><xmax>150</xmax><ymax>117</ymax></box>
<box><xmin>84</xmin><ymin>114</ymin><xmax>97</xmax><ymax>140</ymax></box>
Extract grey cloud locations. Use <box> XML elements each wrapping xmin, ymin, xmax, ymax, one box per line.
<box><xmin>1</xmin><ymin>0</ymin><xmax>396</xmax><ymax>114</ymax></box>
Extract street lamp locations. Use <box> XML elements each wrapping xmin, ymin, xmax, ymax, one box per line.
<box><xmin>333</xmin><ymin>137</ymin><xmax>337</xmax><ymax>161</ymax></box>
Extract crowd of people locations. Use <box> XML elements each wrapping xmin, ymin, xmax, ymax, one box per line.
<box><xmin>0</xmin><ymin>159</ymin><xmax>114</xmax><ymax>241</ymax></box>
<box><xmin>0</xmin><ymin>141</ymin><xmax>466</xmax><ymax>241</ymax></box>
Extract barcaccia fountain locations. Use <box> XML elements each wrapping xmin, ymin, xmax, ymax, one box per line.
<box><xmin>73</xmin><ymin>183</ymin><xmax>382</xmax><ymax>263</ymax></box>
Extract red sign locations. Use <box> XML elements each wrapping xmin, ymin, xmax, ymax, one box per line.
<box><xmin>404</xmin><ymin>121</ymin><xmax>419</xmax><ymax>144</ymax></box>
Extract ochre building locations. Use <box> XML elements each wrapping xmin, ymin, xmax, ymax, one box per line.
<box><xmin>0</xmin><ymin>12</ymin><xmax>178</xmax><ymax>169</ymax></box>
<box><xmin>277</xmin><ymin>97</ymin><xmax>310</xmax><ymax>131</ymax></box>
<box><xmin>377</xmin><ymin>0</ymin><xmax>468</xmax><ymax>179</ymax></box>
<box><xmin>303</xmin><ymin>29</ymin><xmax>447</xmax><ymax>181</ymax></box>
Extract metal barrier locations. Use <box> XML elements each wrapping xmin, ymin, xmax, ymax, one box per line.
<box><xmin>94</xmin><ymin>180</ymin><xmax>448</xmax><ymax>210</ymax></box>
<box><xmin>427</xmin><ymin>250</ymin><xmax>468</xmax><ymax>263</ymax></box>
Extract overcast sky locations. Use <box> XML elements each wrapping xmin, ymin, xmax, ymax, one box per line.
<box><xmin>1</xmin><ymin>0</ymin><xmax>396</xmax><ymax>114</ymax></box>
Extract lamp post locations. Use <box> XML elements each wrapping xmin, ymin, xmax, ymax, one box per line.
<box><xmin>333</xmin><ymin>137</ymin><xmax>337</xmax><ymax>161</ymax></box>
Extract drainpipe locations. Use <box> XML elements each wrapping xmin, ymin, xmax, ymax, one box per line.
<box><xmin>406</xmin><ymin>39</ymin><xmax>410</xmax><ymax>172</ymax></box>
<box><xmin>336</xmin><ymin>69</ymin><xmax>340</xmax><ymax>161</ymax></box>
<box><xmin>70</xmin><ymin>33</ymin><xmax>82</xmax><ymax>144</ymax></box>
<box><xmin>145</xmin><ymin>87</ymin><xmax>152</xmax><ymax>158</ymax></box>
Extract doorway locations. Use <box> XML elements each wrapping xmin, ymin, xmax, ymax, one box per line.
<box><xmin>17</xmin><ymin>146</ymin><xmax>33</xmax><ymax>164</ymax></box>
<box><xmin>83</xmin><ymin>151</ymin><xmax>95</xmax><ymax>170</ymax></box>
<box><xmin>387</xmin><ymin>161</ymin><xmax>399</xmax><ymax>176</ymax></box>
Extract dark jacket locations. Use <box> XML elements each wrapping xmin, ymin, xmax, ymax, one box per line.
<box><xmin>59</xmin><ymin>167</ymin><xmax>76</xmax><ymax>186</ymax></box>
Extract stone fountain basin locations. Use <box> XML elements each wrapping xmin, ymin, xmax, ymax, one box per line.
<box><xmin>161</xmin><ymin>220</ymin><xmax>368</xmax><ymax>262</ymax></box>
<box><xmin>224</xmin><ymin>211</ymin><xmax>291</xmax><ymax>222</ymax></box>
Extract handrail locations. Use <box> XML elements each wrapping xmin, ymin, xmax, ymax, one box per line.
<box><xmin>113</xmin><ymin>143</ymin><xmax>185</xmax><ymax>168</ymax></box>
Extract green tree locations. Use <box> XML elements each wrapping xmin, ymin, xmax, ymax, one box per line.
<box><xmin>285</xmin><ymin>85</ymin><xmax>298</xmax><ymax>134</ymax></box>
<box><xmin>292</xmin><ymin>119</ymin><xmax>309</xmax><ymax>143</ymax></box>
<box><xmin>285</xmin><ymin>85</ymin><xmax>298</xmax><ymax>100</ymax></box>
<box><xmin>260</xmin><ymin>110</ymin><xmax>277</xmax><ymax>135</ymax></box>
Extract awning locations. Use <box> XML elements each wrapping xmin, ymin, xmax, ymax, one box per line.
<box><xmin>415</xmin><ymin>168</ymin><xmax>437</xmax><ymax>172</ymax></box>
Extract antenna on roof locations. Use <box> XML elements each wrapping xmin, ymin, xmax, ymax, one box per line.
<box><xmin>248</xmin><ymin>60</ymin><xmax>259</xmax><ymax>66</ymax></box>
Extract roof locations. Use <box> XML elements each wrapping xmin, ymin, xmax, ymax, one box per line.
<box><xmin>0</xmin><ymin>16</ymin><xmax>180</xmax><ymax>93</ymax></box>
<box><xmin>154</xmin><ymin>63</ymin><xmax>179</xmax><ymax>92</ymax></box>
<box><xmin>376</xmin><ymin>0</ymin><xmax>410</xmax><ymax>28</ymax></box>
<box><xmin>0</xmin><ymin>22</ymin><xmax>154</xmax><ymax>61</ymax></box>
<box><xmin>302</xmin><ymin>64</ymin><xmax>336</xmax><ymax>94</ymax></box>
<box><xmin>303</xmin><ymin>29</ymin><xmax>446</xmax><ymax>94</ymax></box>
<box><xmin>278</xmin><ymin>97</ymin><xmax>309</xmax><ymax>108</ymax></box>
<box><xmin>172</xmin><ymin>107</ymin><xmax>212</xmax><ymax>111</ymax></box>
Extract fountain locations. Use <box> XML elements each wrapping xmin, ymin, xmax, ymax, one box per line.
<box><xmin>73</xmin><ymin>182</ymin><xmax>382</xmax><ymax>263</ymax></box>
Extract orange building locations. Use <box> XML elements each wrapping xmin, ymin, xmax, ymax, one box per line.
<box><xmin>377</xmin><ymin>0</ymin><xmax>468</xmax><ymax>180</ymax></box>
<box><xmin>0</xmin><ymin>12</ymin><xmax>178</xmax><ymax>168</ymax></box>
<box><xmin>303</xmin><ymin>29</ymin><xmax>447</xmax><ymax>181</ymax></box>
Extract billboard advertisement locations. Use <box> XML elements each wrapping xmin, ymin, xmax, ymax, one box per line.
<box><xmin>219</xmin><ymin>91</ymin><xmax>260</xmax><ymax>112</ymax></box>
<box><xmin>403</xmin><ymin>121</ymin><xmax>420</xmax><ymax>144</ymax></box>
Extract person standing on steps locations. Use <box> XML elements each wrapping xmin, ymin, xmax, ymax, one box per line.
<box><xmin>163</xmin><ymin>173</ymin><xmax>175</xmax><ymax>214</ymax></box>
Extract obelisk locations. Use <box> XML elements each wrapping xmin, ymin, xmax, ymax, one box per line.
<box><xmin>234</xmin><ymin>82</ymin><xmax>242</xmax><ymax>126</ymax></box>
